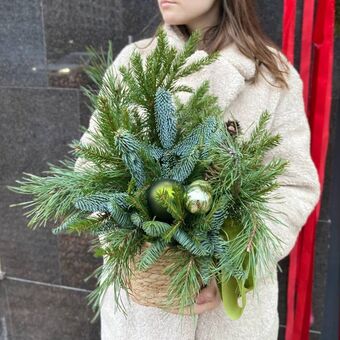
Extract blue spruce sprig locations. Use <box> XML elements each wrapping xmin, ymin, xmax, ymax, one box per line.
<box><xmin>154</xmin><ymin>87</ymin><xmax>177</xmax><ymax>149</ymax></box>
<box><xmin>114</xmin><ymin>129</ymin><xmax>146</xmax><ymax>188</ymax></box>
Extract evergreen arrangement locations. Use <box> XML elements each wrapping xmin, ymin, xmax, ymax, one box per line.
<box><xmin>7</xmin><ymin>26</ymin><xmax>289</xmax><ymax>322</ymax></box>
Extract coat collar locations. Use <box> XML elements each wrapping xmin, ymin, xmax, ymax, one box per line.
<box><xmin>161</xmin><ymin>22</ymin><xmax>256</xmax><ymax>81</ymax></box>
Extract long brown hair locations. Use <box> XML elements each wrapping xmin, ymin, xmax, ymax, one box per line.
<box><xmin>139</xmin><ymin>0</ymin><xmax>289</xmax><ymax>88</ymax></box>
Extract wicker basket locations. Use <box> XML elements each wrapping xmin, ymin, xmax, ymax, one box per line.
<box><xmin>127</xmin><ymin>241</ymin><xmax>203</xmax><ymax>314</ymax></box>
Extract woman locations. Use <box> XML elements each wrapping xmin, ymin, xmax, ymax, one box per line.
<box><xmin>75</xmin><ymin>0</ymin><xmax>321</xmax><ymax>339</ymax></box>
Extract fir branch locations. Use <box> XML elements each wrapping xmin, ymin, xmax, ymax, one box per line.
<box><xmin>106</xmin><ymin>199</ymin><xmax>133</xmax><ymax>229</ymax></box>
<box><xmin>241</xmin><ymin>110</ymin><xmax>282</xmax><ymax>161</ymax></box>
<box><xmin>154</xmin><ymin>87</ymin><xmax>177</xmax><ymax>149</ymax></box>
<box><xmin>130</xmin><ymin>212</ymin><xmax>144</xmax><ymax>228</ymax></box>
<box><xmin>74</xmin><ymin>194</ymin><xmax>111</xmax><ymax>213</ymax></box>
<box><xmin>142</xmin><ymin>220</ymin><xmax>172</xmax><ymax>237</ymax></box>
<box><xmin>83</xmin><ymin>40</ymin><xmax>116</xmax><ymax>88</ymax></box>
<box><xmin>173</xmin><ymin>229</ymin><xmax>210</xmax><ymax>256</ymax></box>
<box><xmin>197</xmin><ymin>256</ymin><xmax>215</xmax><ymax>285</ymax></box>
<box><xmin>169</xmin><ymin>147</ymin><xmax>201</xmax><ymax>183</ymax></box>
<box><xmin>51</xmin><ymin>211</ymin><xmax>87</xmax><ymax>235</ymax></box>
<box><xmin>162</xmin><ymin>220</ymin><xmax>182</xmax><ymax>243</ymax></box>
<box><xmin>114</xmin><ymin>129</ymin><xmax>146</xmax><ymax>188</ymax></box>
<box><xmin>164</xmin><ymin>29</ymin><xmax>221</xmax><ymax>92</ymax></box>
<box><xmin>136</xmin><ymin>239</ymin><xmax>169</xmax><ymax>270</ymax></box>
<box><xmin>70</xmin><ymin>139</ymin><xmax>122</xmax><ymax>167</ymax></box>
<box><xmin>139</xmin><ymin>147</ymin><xmax>163</xmax><ymax>185</ymax></box>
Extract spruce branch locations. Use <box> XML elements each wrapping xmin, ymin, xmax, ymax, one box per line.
<box><xmin>154</xmin><ymin>87</ymin><xmax>177</xmax><ymax>149</ymax></box>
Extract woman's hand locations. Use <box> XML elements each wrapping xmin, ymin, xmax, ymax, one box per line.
<box><xmin>193</xmin><ymin>277</ymin><xmax>221</xmax><ymax>314</ymax></box>
<box><xmin>164</xmin><ymin>277</ymin><xmax>222</xmax><ymax>315</ymax></box>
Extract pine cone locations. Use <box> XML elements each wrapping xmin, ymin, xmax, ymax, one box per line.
<box><xmin>204</xmin><ymin>164</ymin><xmax>220</xmax><ymax>180</ymax></box>
<box><xmin>224</xmin><ymin>119</ymin><xmax>241</xmax><ymax>136</ymax></box>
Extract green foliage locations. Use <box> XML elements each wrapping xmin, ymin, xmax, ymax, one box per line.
<box><xmin>154</xmin><ymin>87</ymin><xmax>177</xmax><ymax>149</ymax></box>
<box><xmin>137</xmin><ymin>239</ymin><xmax>169</xmax><ymax>270</ymax></box>
<box><xmin>51</xmin><ymin>211</ymin><xmax>88</xmax><ymax>235</ymax></box>
<box><xmin>7</xmin><ymin>25</ymin><xmax>289</xmax><ymax>321</ymax></box>
<box><xmin>163</xmin><ymin>252</ymin><xmax>203</xmax><ymax>316</ymax></box>
<box><xmin>85</xmin><ymin>227</ymin><xmax>144</xmax><ymax>321</ymax></box>
<box><xmin>142</xmin><ymin>221</ymin><xmax>172</xmax><ymax>237</ymax></box>
<box><xmin>154</xmin><ymin>183</ymin><xmax>185</xmax><ymax>222</ymax></box>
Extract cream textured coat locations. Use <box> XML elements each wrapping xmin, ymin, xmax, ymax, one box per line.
<box><xmin>75</xmin><ymin>23</ymin><xmax>321</xmax><ymax>340</ymax></box>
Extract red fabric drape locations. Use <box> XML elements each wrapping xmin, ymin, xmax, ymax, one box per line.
<box><xmin>281</xmin><ymin>1</ymin><xmax>298</xmax><ymax>337</ymax></box>
<box><xmin>282</xmin><ymin>0</ymin><xmax>335</xmax><ymax>339</ymax></box>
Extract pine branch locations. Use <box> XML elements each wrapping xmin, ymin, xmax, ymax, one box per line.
<box><xmin>85</xmin><ymin>227</ymin><xmax>144</xmax><ymax>321</ymax></box>
<box><xmin>163</xmin><ymin>252</ymin><xmax>202</xmax><ymax>317</ymax></box>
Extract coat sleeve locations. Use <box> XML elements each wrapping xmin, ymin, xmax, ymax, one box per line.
<box><xmin>74</xmin><ymin>42</ymin><xmax>136</xmax><ymax>173</ymax></box>
<box><xmin>261</xmin><ymin>62</ymin><xmax>321</xmax><ymax>264</ymax></box>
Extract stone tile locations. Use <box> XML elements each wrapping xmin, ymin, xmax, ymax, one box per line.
<box><xmin>257</xmin><ymin>0</ymin><xmax>283</xmax><ymax>46</ymax></box>
<box><xmin>275</xmin><ymin>219</ymin><xmax>330</xmax><ymax>336</ymax></box>
<box><xmin>293</xmin><ymin>0</ymin><xmax>303</xmax><ymax>68</ymax></box>
<box><xmin>57</xmin><ymin>234</ymin><xmax>101</xmax><ymax>290</ymax></box>
<box><xmin>319</xmin><ymin>85</ymin><xmax>337</xmax><ymax>222</ymax></box>
<box><xmin>42</xmin><ymin>0</ymin><xmax>160</xmax><ymax>89</ymax></box>
<box><xmin>0</xmin><ymin>87</ymin><xmax>80</xmax><ymax>183</ymax></box>
<box><xmin>79</xmin><ymin>87</ymin><xmax>95</xmax><ymax>128</ymax></box>
<box><xmin>279</xmin><ymin>326</ymin><xmax>322</xmax><ymax>339</ymax></box>
<box><xmin>4</xmin><ymin>278</ymin><xmax>99</xmax><ymax>340</ymax></box>
<box><xmin>311</xmin><ymin>221</ymin><xmax>330</xmax><ymax>331</ymax></box>
<box><xmin>309</xmin><ymin>331</ymin><xmax>321</xmax><ymax>340</ymax></box>
<box><xmin>0</xmin><ymin>0</ymin><xmax>48</xmax><ymax>87</ymax></box>
<box><xmin>0</xmin><ymin>185</ymin><xmax>61</xmax><ymax>284</ymax></box>
<box><xmin>122</xmin><ymin>1</ymin><xmax>161</xmax><ymax>41</ymax></box>
<box><xmin>42</xmin><ymin>0</ymin><xmax>127</xmax><ymax>64</ymax></box>
<box><xmin>0</xmin><ymin>281</ymin><xmax>12</xmax><ymax>340</ymax></box>
<box><xmin>0</xmin><ymin>88</ymin><xmax>80</xmax><ymax>283</ymax></box>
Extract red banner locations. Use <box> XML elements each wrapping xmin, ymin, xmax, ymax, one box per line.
<box><xmin>282</xmin><ymin>0</ymin><xmax>335</xmax><ymax>339</ymax></box>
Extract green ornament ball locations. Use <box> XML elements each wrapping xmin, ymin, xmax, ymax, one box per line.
<box><xmin>184</xmin><ymin>179</ymin><xmax>212</xmax><ymax>214</ymax></box>
<box><xmin>146</xmin><ymin>179</ymin><xmax>183</xmax><ymax>223</ymax></box>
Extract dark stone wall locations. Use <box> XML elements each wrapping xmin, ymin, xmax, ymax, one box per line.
<box><xmin>0</xmin><ymin>1</ymin><xmax>160</xmax><ymax>338</ymax></box>
<box><xmin>0</xmin><ymin>1</ymin><xmax>335</xmax><ymax>339</ymax></box>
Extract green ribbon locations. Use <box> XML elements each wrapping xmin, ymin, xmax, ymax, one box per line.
<box><xmin>217</xmin><ymin>219</ymin><xmax>255</xmax><ymax>320</ymax></box>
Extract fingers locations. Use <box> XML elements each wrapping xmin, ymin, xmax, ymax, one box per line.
<box><xmin>161</xmin><ymin>297</ymin><xmax>221</xmax><ymax>316</ymax></box>
<box><xmin>160</xmin><ymin>278</ymin><xmax>221</xmax><ymax>315</ymax></box>
<box><xmin>195</xmin><ymin>282</ymin><xmax>217</xmax><ymax>304</ymax></box>
<box><xmin>195</xmin><ymin>288</ymin><xmax>215</xmax><ymax>304</ymax></box>
<box><xmin>194</xmin><ymin>299</ymin><xmax>222</xmax><ymax>314</ymax></box>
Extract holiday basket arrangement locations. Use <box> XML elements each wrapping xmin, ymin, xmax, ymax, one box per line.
<box><xmin>8</xmin><ymin>26</ymin><xmax>289</xmax><ymax>322</ymax></box>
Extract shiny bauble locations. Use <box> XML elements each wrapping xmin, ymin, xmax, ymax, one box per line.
<box><xmin>146</xmin><ymin>179</ymin><xmax>183</xmax><ymax>223</ymax></box>
<box><xmin>184</xmin><ymin>180</ymin><xmax>212</xmax><ymax>214</ymax></box>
